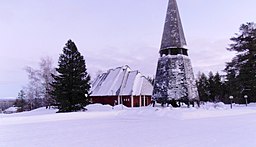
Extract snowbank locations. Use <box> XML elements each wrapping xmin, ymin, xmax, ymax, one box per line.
<box><xmin>113</xmin><ymin>104</ymin><xmax>129</xmax><ymax>110</ymax></box>
<box><xmin>200</xmin><ymin>102</ymin><xmax>227</xmax><ymax>110</ymax></box>
<box><xmin>85</xmin><ymin>103</ymin><xmax>113</xmax><ymax>111</ymax></box>
<box><xmin>3</xmin><ymin>106</ymin><xmax>18</xmax><ymax>114</ymax></box>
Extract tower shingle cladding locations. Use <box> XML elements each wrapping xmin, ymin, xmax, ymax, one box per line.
<box><xmin>153</xmin><ymin>0</ymin><xmax>199</xmax><ymax>102</ymax></box>
<box><xmin>161</xmin><ymin>0</ymin><xmax>186</xmax><ymax>49</ymax></box>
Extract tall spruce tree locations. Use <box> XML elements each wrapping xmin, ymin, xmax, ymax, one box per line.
<box><xmin>225</xmin><ymin>22</ymin><xmax>256</xmax><ymax>103</ymax></box>
<box><xmin>51</xmin><ymin>40</ymin><xmax>91</xmax><ymax>112</ymax></box>
<box><xmin>196</xmin><ymin>73</ymin><xmax>210</xmax><ymax>102</ymax></box>
<box><xmin>213</xmin><ymin>72</ymin><xmax>223</xmax><ymax>102</ymax></box>
<box><xmin>208</xmin><ymin>72</ymin><xmax>215</xmax><ymax>102</ymax></box>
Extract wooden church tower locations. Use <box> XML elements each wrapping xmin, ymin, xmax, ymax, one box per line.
<box><xmin>153</xmin><ymin>0</ymin><xmax>199</xmax><ymax>106</ymax></box>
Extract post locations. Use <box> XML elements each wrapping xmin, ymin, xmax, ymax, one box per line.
<box><xmin>229</xmin><ymin>96</ymin><xmax>234</xmax><ymax>109</ymax></box>
<box><xmin>244</xmin><ymin>95</ymin><xmax>248</xmax><ymax>107</ymax></box>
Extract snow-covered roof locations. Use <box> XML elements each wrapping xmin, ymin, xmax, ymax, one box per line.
<box><xmin>91</xmin><ymin>65</ymin><xmax>153</xmax><ymax>96</ymax></box>
<box><xmin>4</xmin><ymin>107</ymin><xmax>18</xmax><ymax>113</ymax></box>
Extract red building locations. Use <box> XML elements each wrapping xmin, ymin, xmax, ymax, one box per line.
<box><xmin>90</xmin><ymin>66</ymin><xmax>153</xmax><ymax>107</ymax></box>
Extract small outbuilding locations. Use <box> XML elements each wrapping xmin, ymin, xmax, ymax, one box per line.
<box><xmin>90</xmin><ymin>65</ymin><xmax>153</xmax><ymax>107</ymax></box>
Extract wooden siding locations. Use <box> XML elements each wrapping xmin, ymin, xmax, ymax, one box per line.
<box><xmin>91</xmin><ymin>96</ymin><xmax>152</xmax><ymax>107</ymax></box>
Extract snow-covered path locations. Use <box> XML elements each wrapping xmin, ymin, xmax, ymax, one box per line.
<box><xmin>1</xmin><ymin>104</ymin><xmax>256</xmax><ymax>147</ymax></box>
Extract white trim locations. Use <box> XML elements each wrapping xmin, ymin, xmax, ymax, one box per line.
<box><xmin>131</xmin><ymin>95</ymin><xmax>134</xmax><ymax>108</ymax></box>
<box><xmin>139</xmin><ymin>95</ymin><xmax>142</xmax><ymax>107</ymax></box>
<box><xmin>118</xmin><ymin>96</ymin><xmax>120</xmax><ymax>105</ymax></box>
<box><xmin>143</xmin><ymin>95</ymin><xmax>146</xmax><ymax>106</ymax></box>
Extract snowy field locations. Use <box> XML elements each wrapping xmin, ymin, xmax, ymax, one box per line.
<box><xmin>1</xmin><ymin>103</ymin><xmax>256</xmax><ymax>147</ymax></box>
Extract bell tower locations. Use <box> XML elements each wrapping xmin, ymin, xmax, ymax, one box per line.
<box><xmin>153</xmin><ymin>0</ymin><xmax>199</xmax><ymax>105</ymax></box>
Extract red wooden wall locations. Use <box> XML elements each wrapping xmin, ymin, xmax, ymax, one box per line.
<box><xmin>91</xmin><ymin>95</ymin><xmax>151</xmax><ymax>107</ymax></box>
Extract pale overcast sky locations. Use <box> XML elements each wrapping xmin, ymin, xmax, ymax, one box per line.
<box><xmin>1</xmin><ymin>0</ymin><xmax>256</xmax><ymax>98</ymax></box>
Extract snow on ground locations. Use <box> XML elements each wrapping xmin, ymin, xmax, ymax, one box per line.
<box><xmin>1</xmin><ymin>103</ymin><xmax>256</xmax><ymax>147</ymax></box>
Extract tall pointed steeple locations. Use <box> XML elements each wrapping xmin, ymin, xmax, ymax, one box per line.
<box><xmin>161</xmin><ymin>0</ymin><xmax>186</xmax><ymax>50</ymax></box>
<box><xmin>153</xmin><ymin>0</ymin><xmax>199</xmax><ymax>106</ymax></box>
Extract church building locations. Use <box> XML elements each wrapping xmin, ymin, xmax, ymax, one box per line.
<box><xmin>90</xmin><ymin>66</ymin><xmax>153</xmax><ymax>107</ymax></box>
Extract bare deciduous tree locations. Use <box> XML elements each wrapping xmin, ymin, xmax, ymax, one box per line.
<box><xmin>39</xmin><ymin>57</ymin><xmax>56</xmax><ymax>108</ymax></box>
<box><xmin>24</xmin><ymin>57</ymin><xmax>56</xmax><ymax>110</ymax></box>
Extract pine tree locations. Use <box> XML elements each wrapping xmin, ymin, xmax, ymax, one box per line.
<box><xmin>14</xmin><ymin>90</ymin><xmax>27</xmax><ymax>112</ymax></box>
<box><xmin>196</xmin><ymin>73</ymin><xmax>210</xmax><ymax>102</ymax></box>
<box><xmin>213</xmin><ymin>72</ymin><xmax>222</xmax><ymax>102</ymax></box>
<box><xmin>225</xmin><ymin>22</ymin><xmax>256</xmax><ymax>103</ymax></box>
<box><xmin>196</xmin><ymin>72</ymin><xmax>225</xmax><ymax>103</ymax></box>
<box><xmin>208</xmin><ymin>72</ymin><xmax>215</xmax><ymax>102</ymax></box>
<box><xmin>224</xmin><ymin>60</ymin><xmax>240</xmax><ymax>100</ymax></box>
<box><xmin>51</xmin><ymin>40</ymin><xmax>91</xmax><ymax>112</ymax></box>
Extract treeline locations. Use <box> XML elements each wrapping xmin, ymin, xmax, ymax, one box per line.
<box><xmin>197</xmin><ymin>22</ymin><xmax>256</xmax><ymax>104</ymax></box>
<box><xmin>196</xmin><ymin>72</ymin><xmax>224</xmax><ymax>103</ymax></box>
<box><xmin>196</xmin><ymin>72</ymin><xmax>234</xmax><ymax>104</ymax></box>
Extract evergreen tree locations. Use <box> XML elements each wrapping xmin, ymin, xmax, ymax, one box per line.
<box><xmin>208</xmin><ymin>72</ymin><xmax>216</xmax><ymax>102</ymax></box>
<box><xmin>197</xmin><ymin>72</ymin><xmax>225</xmax><ymax>103</ymax></box>
<box><xmin>14</xmin><ymin>90</ymin><xmax>27</xmax><ymax>112</ymax></box>
<box><xmin>213</xmin><ymin>72</ymin><xmax>223</xmax><ymax>102</ymax></box>
<box><xmin>219</xmin><ymin>82</ymin><xmax>230</xmax><ymax>104</ymax></box>
<box><xmin>51</xmin><ymin>40</ymin><xmax>91</xmax><ymax>112</ymax></box>
<box><xmin>225</xmin><ymin>22</ymin><xmax>256</xmax><ymax>103</ymax></box>
<box><xmin>224</xmin><ymin>60</ymin><xmax>240</xmax><ymax>101</ymax></box>
<box><xmin>196</xmin><ymin>73</ymin><xmax>210</xmax><ymax>102</ymax></box>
